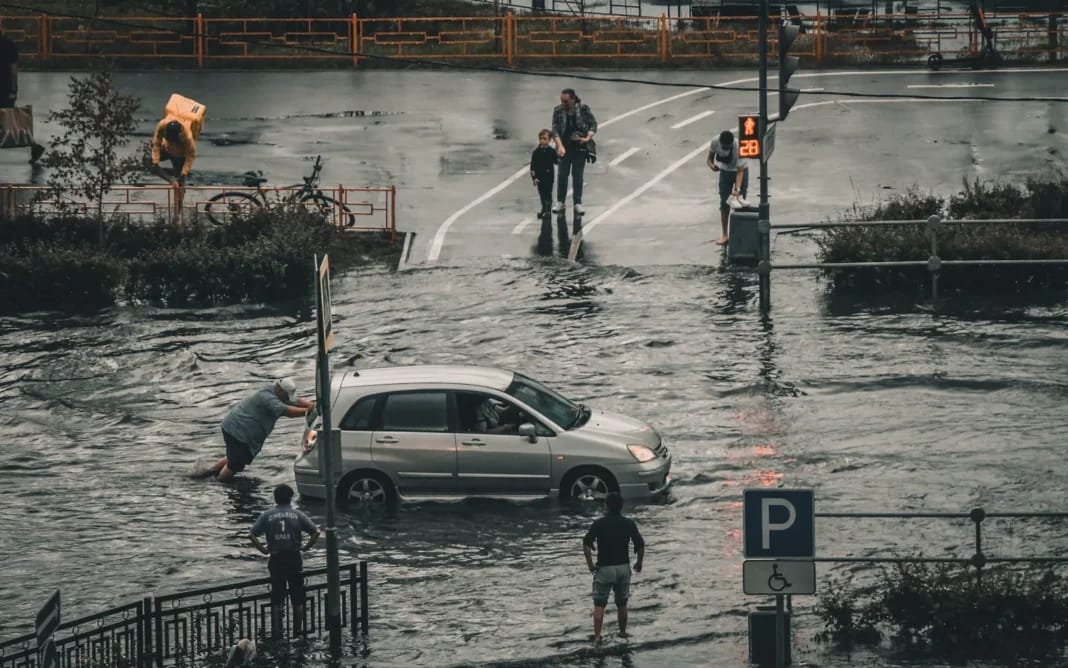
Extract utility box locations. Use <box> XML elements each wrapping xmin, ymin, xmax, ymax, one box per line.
<box><xmin>749</xmin><ymin>604</ymin><xmax>791</xmax><ymax>667</ymax></box>
<box><xmin>727</xmin><ymin>208</ymin><xmax>760</xmax><ymax>264</ymax></box>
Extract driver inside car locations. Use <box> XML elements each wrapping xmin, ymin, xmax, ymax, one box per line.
<box><xmin>475</xmin><ymin>397</ymin><xmax>520</xmax><ymax>435</ymax></box>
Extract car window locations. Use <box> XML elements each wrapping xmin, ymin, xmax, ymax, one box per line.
<box><xmin>339</xmin><ymin>395</ymin><xmax>376</xmax><ymax>431</ymax></box>
<box><xmin>457</xmin><ymin>391</ymin><xmax>554</xmax><ymax>437</ymax></box>
<box><xmin>505</xmin><ymin>374</ymin><xmax>580</xmax><ymax>429</ymax></box>
<box><xmin>381</xmin><ymin>391</ymin><xmax>448</xmax><ymax>433</ymax></box>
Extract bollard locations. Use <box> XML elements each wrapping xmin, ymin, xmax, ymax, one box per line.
<box><xmin>727</xmin><ymin>209</ymin><xmax>761</xmax><ymax>265</ymax></box>
<box><xmin>749</xmin><ymin>604</ymin><xmax>791</xmax><ymax>666</ymax></box>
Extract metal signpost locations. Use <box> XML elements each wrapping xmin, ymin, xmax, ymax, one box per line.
<box><xmin>743</xmin><ymin>488</ymin><xmax>815</xmax><ymax>668</ymax></box>
<box><xmin>314</xmin><ymin>254</ymin><xmax>342</xmax><ymax>658</ymax></box>
<box><xmin>35</xmin><ymin>590</ymin><xmax>60</xmax><ymax>668</ymax></box>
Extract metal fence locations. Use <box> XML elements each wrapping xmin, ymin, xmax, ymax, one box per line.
<box><xmin>0</xmin><ymin>562</ymin><xmax>369</xmax><ymax>668</ymax></box>
<box><xmin>769</xmin><ymin>216</ymin><xmax>1068</xmax><ymax>302</ymax></box>
<box><xmin>0</xmin><ymin>184</ymin><xmax>398</xmax><ymax>236</ymax></box>
<box><xmin>0</xmin><ymin>10</ymin><xmax>1063</xmax><ymax>66</ymax></box>
<box><xmin>815</xmin><ymin>509</ymin><xmax>1068</xmax><ymax>582</ymax></box>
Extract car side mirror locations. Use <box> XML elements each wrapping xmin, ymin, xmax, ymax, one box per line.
<box><xmin>518</xmin><ymin>423</ymin><xmax>537</xmax><ymax>443</ymax></box>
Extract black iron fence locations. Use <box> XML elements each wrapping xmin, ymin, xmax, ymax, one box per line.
<box><xmin>0</xmin><ymin>562</ymin><xmax>368</xmax><ymax>668</ymax></box>
<box><xmin>815</xmin><ymin>509</ymin><xmax>1068</xmax><ymax>580</ymax></box>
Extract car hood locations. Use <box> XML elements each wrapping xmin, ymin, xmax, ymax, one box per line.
<box><xmin>577</xmin><ymin>409</ymin><xmax>660</xmax><ymax>448</ymax></box>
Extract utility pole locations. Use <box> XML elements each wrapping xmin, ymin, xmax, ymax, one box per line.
<box><xmin>757</xmin><ymin>0</ymin><xmax>771</xmax><ymax>313</ymax></box>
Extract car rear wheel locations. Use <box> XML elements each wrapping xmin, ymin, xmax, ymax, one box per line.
<box><xmin>561</xmin><ymin>468</ymin><xmax>619</xmax><ymax>503</ymax></box>
<box><xmin>339</xmin><ymin>471</ymin><xmax>397</xmax><ymax>511</ymax></box>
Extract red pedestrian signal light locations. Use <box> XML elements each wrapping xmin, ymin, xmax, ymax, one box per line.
<box><xmin>738</xmin><ymin>114</ymin><xmax>761</xmax><ymax>159</ymax></box>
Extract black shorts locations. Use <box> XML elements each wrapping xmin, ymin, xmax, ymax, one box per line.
<box><xmin>222</xmin><ymin>430</ymin><xmax>255</xmax><ymax>472</ymax></box>
<box><xmin>268</xmin><ymin>551</ymin><xmax>306</xmax><ymax>606</ymax></box>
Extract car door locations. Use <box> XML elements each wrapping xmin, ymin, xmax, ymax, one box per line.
<box><xmin>454</xmin><ymin>391</ymin><xmax>552</xmax><ymax>496</ymax></box>
<box><xmin>370</xmin><ymin>390</ymin><xmax>456</xmax><ymax>495</ymax></box>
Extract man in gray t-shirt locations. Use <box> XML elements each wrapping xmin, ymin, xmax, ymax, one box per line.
<box><xmin>207</xmin><ymin>378</ymin><xmax>315</xmax><ymax>482</ymax></box>
<box><xmin>250</xmin><ymin>484</ymin><xmax>320</xmax><ymax>638</ymax></box>
<box><xmin>706</xmin><ymin>129</ymin><xmax>750</xmax><ymax>247</ymax></box>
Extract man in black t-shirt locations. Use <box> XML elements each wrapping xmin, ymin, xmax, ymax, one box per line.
<box><xmin>0</xmin><ymin>27</ymin><xmax>44</xmax><ymax>163</ymax></box>
<box><xmin>583</xmin><ymin>492</ymin><xmax>645</xmax><ymax>643</ymax></box>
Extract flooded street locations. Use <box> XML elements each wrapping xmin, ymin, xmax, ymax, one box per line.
<box><xmin>2</xmin><ymin>68</ymin><xmax>1068</xmax><ymax>666</ymax></box>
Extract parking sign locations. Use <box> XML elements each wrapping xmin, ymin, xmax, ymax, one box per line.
<box><xmin>743</xmin><ymin>489</ymin><xmax>815</xmax><ymax>558</ymax></box>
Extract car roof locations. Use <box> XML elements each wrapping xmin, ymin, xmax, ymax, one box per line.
<box><xmin>338</xmin><ymin>365</ymin><xmax>515</xmax><ymax>392</ymax></box>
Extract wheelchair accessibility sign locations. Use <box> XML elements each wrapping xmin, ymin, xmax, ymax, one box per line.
<box><xmin>743</xmin><ymin>560</ymin><xmax>816</xmax><ymax>595</ymax></box>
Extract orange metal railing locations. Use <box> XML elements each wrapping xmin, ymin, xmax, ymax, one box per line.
<box><xmin>0</xmin><ymin>11</ymin><xmax>1064</xmax><ymax>65</ymax></box>
<box><xmin>0</xmin><ymin>183</ymin><xmax>397</xmax><ymax>237</ymax></box>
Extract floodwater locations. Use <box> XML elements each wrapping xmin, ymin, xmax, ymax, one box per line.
<box><xmin>2</xmin><ymin>68</ymin><xmax>1068</xmax><ymax>667</ymax></box>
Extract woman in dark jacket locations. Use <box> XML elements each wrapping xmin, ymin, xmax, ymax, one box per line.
<box><xmin>550</xmin><ymin>88</ymin><xmax>598</xmax><ymax>216</ymax></box>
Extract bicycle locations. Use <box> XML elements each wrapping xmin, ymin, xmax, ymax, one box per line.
<box><xmin>203</xmin><ymin>155</ymin><xmax>355</xmax><ymax>227</ymax></box>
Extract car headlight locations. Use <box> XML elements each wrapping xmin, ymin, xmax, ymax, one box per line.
<box><xmin>627</xmin><ymin>444</ymin><xmax>657</xmax><ymax>463</ymax></box>
<box><xmin>302</xmin><ymin>429</ymin><xmax>319</xmax><ymax>454</ymax></box>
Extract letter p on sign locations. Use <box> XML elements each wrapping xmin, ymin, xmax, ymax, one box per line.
<box><xmin>743</xmin><ymin>489</ymin><xmax>814</xmax><ymax>558</ymax></box>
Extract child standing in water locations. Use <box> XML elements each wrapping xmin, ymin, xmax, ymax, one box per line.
<box><xmin>530</xmin><ymin>129</ymin><xmax>557</xmax><ymax>218</ymax></box>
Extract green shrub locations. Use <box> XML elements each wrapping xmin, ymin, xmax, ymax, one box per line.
<box><xmin>0</xmin><ymin>204</ymin><xmax>400</xmax><ymax>313</ymax></box>
<box><xmin>817</xmin><ymin>563</ymin><xmax>1068</xmax><ymax>662</ymax></box>
<box><xmin>815</xmin><ymin>178</ymin><xmax>1068</xmax><ymax>293</ymax></box>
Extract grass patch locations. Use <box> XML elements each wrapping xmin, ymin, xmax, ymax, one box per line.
<box><xmin>0</xmin><ymin>205</ymin><xmax>402</xmax><ymax>314</ymax></box>
<box><xmin>814</xmin><ymin>177</ymin><xmax>1068</xmax><ymax>294</ymax></box>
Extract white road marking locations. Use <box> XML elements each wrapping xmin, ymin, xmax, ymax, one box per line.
<box><xmin>429</xmin><ymin>67</ymin><xmax>1068</xmax><ymax>264</ymax></box>
<box><xmin>790</xmin><ymin>97</ymin><xmax>985</xmax><ymax>112</ymax></box>
<box><xmin>907</xmin><ymin>83</ymin><xmax>995</xmax><ymax>89</ymax></box>
<box><xmin>428</xmin><ymin>86</ymin><xmax>717</xmax><ymax>262</ymax></box>
<box><xmin>511</xmin><ymin>217</ymin><xmax>534</xmax><ymax>235</ymax></box>
<box><xmin>609</xmin><ymin>146</ymin><xmax>641</xmax><ymax>167</ymax></box>
<box><xmin>801</xmin><ymin>87</ymin><xmax>825</xmax><ymax>92</ymax></box>
<box><xmin>671</xmin><ymin>110</ymin><xmax>715</xmax><ymax>130</ymax></box>
<box><xmin>568</xmin><ymin>141</ymin><xmax>711</xmax><ymax>261</ymax></box>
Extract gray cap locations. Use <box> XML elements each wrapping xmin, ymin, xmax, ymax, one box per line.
<box><xmin>275</xmin><ymin>378</ymin><xmax>298</xmax><ymax>404</ymax></box>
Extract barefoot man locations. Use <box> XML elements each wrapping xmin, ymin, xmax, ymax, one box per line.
<box><xmin>707</xmin><ymin>129</ymin><xmax>750</xmax><ymax>246</ymax></box>
<box><xmin>209</xmin><ymin>378</ymin><xmax>314</xmax><ymax>482</ymax></box>
<box><xmin>583</xmin><ymin>491</ymin><xmax>645</xmax><ymax>643</ymax></box>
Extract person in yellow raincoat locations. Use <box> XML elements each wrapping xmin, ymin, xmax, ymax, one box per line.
<box><xmin>151</xmin><ymin>118</ymin><xmax>196</xmax><ymax>184</ymax></box>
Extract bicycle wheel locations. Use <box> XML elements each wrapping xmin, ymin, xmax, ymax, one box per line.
<box><xmin>204</xmin><ymin>191</ymin><xmax>262</xmax><ymax>226</ymax></box>
<box><xmin>299</xmin><ymin>194</ymin><xmax>355</xmax><ymax>227</ymax></box>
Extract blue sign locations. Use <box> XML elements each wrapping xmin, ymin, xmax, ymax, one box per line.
<box><xmin>743</xmin><ymin>489</ymin><xmax>815</xmax><ymax>558</ymax></box>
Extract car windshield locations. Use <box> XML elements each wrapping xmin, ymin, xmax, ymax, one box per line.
<box><xmin>505</xmin><ymin>373</ymin><xmax>583</xmax><ymax>429</ymax></box>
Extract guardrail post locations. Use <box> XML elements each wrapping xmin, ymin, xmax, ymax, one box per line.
<box><xmin>351</xmin><ymin>13</ymin><xmax>359</xmax><ymax>67</ymax></box>
<box><xmin>1049</xmin><ymin>11</ymin><xmax>1059</xmax><ymax>64</ymax></box>
<box><xmin>390</xmin><ymin>185</ymin><xmax>396</xmax><ymax>241</ymax></box>
<box><xmin>970</xmin><ymin>507</ymin><xmax>986</xmax><ymax>586</ymax></box>
<box><xmin>926</xmin><ymin>214</ymin><xmax>941</xmax><ymax>304</ymax></box>
<box><xmin>658</xmin><ymin>14</ymin><xmax>667</xmax><ymax>63</ymax></box>
<box><xmin>39</xmin><ymin>14</ymin><xmax>49</xmax><ymax>60</ymax></box>
<box><xmin>141</xmin><ymin>596</ymin><xmax>153</xmax><ymax>665</ymax></box>
<box><xmin>814</xmin><ymin>9</ymin><xmax>822</xmax><ymax>64</ymax></box>
<box><xmin>196</xmin><ymin>13</ymin><xmax>205</xmax><ymax>67</ymax></box>
<box><xmin>360</xmin><ymin>561</ymin><xmax>369</xmax><ymax>633</ymax></box>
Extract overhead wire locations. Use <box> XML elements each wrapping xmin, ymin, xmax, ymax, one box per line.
<box><xmin>4</xmin><ymin>2</ymin><xmax>1068</xmax><ymax>104</ymax></box>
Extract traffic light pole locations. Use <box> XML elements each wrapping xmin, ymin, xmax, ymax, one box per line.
<box><xmin>757</xmin><ymin>0</ymin><xmax>772</xmax><ymax>313</ymax></box>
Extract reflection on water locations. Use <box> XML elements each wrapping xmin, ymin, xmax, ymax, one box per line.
<box><xmin>2</xmin><ymin>259</ymin><xmax>1068</xmax><ymax>667</ymax></box>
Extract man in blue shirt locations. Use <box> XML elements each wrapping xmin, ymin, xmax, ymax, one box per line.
<box><xmin>250</xmin><ymin>484</ymin><xmax>320</xmax><ymax>638</ymax></box>
<box><xmin>208</xmin><ymin>378</ymin><xmax>315</xmax><ymax>482</ymax></box>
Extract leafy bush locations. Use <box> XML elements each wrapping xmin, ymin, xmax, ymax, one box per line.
<box><xmin>817</xmin><ymin>563</ymin><xmax>1068</xmax><ymax>662</ymax></box>
<box><xmin>814</xmin><ymin>178</ymin><xmax>1068</xmax><ymax>293</ymax></box>
<box><xmin>0</xmin><ymin>205</ymin><xmax>399</xmax><ymax>313</ymax></box>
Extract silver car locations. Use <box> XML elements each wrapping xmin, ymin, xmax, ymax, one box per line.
<box><xmin>293</xmin><ymin>365</ymin><xmax>671</xmax><ymax>508</ymax></box>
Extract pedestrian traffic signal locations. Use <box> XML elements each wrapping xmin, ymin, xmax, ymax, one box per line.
<box><xmin>778</xmin><ymin>21</ymin><xmax>801</xmax><ymax>121</ymax></box>
<box><xmin>737</xmin><ymin>114</ymin><xmax>761</xmax><ymax>159</ymax></box>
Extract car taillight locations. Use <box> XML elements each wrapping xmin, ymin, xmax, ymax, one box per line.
<box><xmin>302</xmin><ymin>429</ymin><xmax>319</xmax><ymax>454</ymax></box>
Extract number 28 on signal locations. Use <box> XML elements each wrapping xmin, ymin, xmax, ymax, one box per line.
<box><xmin>739</xmin><ymin>138</ymin><xmax>761</xmax><ymax>158</ymax></box>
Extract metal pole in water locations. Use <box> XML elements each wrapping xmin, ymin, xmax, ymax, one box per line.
<box><xmin>758</xmin><ymin>0</ymin><xmax>771</xmax><ymax>313</ymax></box>
<box><xmin>775</xmin><ymin>593</ymin><xmax>785</xmax><ymax>668</ymax></box>
<box><xmin>314</xmin><ymin>254</ymin><xmax>342</xmax><ymax>659</ymax></box>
